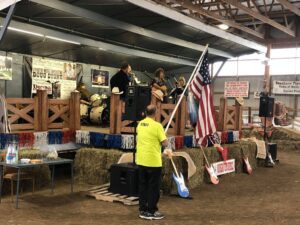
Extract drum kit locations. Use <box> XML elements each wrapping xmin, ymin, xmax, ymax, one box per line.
<box><xmin>80</xmin><ymin>93</ymin><xmax>110</xmax><ymax>126</ymax></box>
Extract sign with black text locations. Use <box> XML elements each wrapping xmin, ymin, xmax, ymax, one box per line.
<box><xmin>31</xmin><ymin>57</ymin><xmax>78</xmax><ymax>99</ymax></box>
<box><xmin>273</xmin><ymin>80</ymin><xmax>300</xmax><ymax>95</ymax></box>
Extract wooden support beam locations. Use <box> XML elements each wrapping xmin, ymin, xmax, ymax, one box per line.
<box><xmin>221</xmin><ymin>0</ymin><xmax>295</xmax><ymax>37</ymax></box>
<box><xmin>171</xmin><ymin>0</ymin><xmax>264</xmax><ymax>39</ymax></box>
<box><xmin>263</xmin><ymin>44</ymin><xmax>271</xmax><ymax>94</ymax></box>
<box><xmin>126</xmin><ymin>0</ymin><xmax>267</xmax><ymax>53</ymax></box>
<box><xmin>276</xmin><ymin>0</ymin><xmax>300</xmax><ymax>16</ymax></box>
<box><xmin>0</xmin><ymin>3</ymin><xmax>16</xmax><ymax>44</ymax></box>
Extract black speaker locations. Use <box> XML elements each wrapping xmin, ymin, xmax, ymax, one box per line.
<box><xmin>123</xmin><ymin>85</ymin><xmax>151</xmax><ymax>121</ymax></box>
<box><xmin>109</xmin><ymin>163</ymin><xmax>139</xmax><ymax>196</ymax></box>
<box><xmin>259</xmin><ymin>96</ymin><xmax>274</xmax><ymax>117</ymax></box>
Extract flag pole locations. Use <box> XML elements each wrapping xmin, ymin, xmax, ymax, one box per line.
<box><xmin>164</xmin><ymin>44</ymin><xmax>209</xmax><ymax>133</ymax></box>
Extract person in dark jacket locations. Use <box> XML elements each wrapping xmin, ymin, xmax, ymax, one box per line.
<box><xmin>110</xmin><ymin>63</ymin><xmax>132</xmax><ymax>99</ymax></box>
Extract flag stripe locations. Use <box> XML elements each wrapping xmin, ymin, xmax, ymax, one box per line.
<box><xmin>190</xmin><ymin>51</ymin><xmax>216</xmax><ymax>145</ymax></box>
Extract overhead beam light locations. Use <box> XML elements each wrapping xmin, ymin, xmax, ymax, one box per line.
<box><xmin>0</xmin><ymin>26</ymin><xmax>44</xmax><ymax>37</ymax></box>
<box><xmin>45</xmin><ymin>35</ymin><xmax>81</xmax><ymax>45</ymax></box>
<box><xmin>217</xmin><ymin>24</ymin><xmax>229</xmax><ymax>30</ymax></box>
<box><xmin>1</xmin><ymin>26</ymin><xmax>81</xmax><ymax>45</ymax></box>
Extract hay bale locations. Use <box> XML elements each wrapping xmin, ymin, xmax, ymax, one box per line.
<box><xmin>161</xmin><ymin>148</ymin><xmax>204</xmax><ymax>195</ymax></box>
<box><xmin>271</xmin><ymin>128</ymin><xmax>300</xmax><ymax>141</ymax></box>
<box><xmin>226</xmin><ymin>143</ymin><xmax>243</xmax><ymax>173</ymax></box>
<box><xmin>184</xmin><ymin>148</ymin><xmax>204</xmax><ymax>189</ymax></box>
<box><xmin>272</xmin><ymin>140</ymin><xmax>300</xmax><ymax>152</ymax></box>
<box><xmin>74</xmin><ymin>148</ymin><xmax>123</xmax><ymax>185</ymax></box>
<box><xmin>238</xmin><ymin>141</ymin><xmax>258</xmax><ymax>170</ymax></box>
<box><xmin>242</xmin><ymin>128</ymin><xmax>263</xmax><ymax>140</ymax></box>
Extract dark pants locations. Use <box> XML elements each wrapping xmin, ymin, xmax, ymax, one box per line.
<box><xmin>138</xmin><ymin>165</ymin><xmax>162</xmax><ymax>214</ymax></box>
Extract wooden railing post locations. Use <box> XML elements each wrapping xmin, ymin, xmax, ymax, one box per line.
<box><xmin>110</xmin><ymin>93</ymin><xmax>122</xmax><ymax>134</ymax></box>
<box><xmin>177</xmin><ymin>96</ymin><xmax>186</xmax><ymax>136</ymax></box>
<box><xmin>115</xmin><ymin>100</ymin><xmax>123</xmax><ymax>134</ymax></box>
<box><xmin>69</xmin><ymin>91</ymin><xmax>81</xmax><ymax>131</ymax></box>
<box><xmin>248</xmin><ymin>107</ymin><xmax>252</xmax><ymax>124</ymax></box>
<box><xmin>34</xmin><ymin>96</ymin><xmax>39</xmax><ymax>131</ymax></box>
<box><xmin>218</xmin><ymin>97</ymin><xmax>227</xmax><ymax>131</ymax></box>
<box><xmin>35</xmin><ymin>90</ymin><xmax>48</xmax><ymax>131</ymax></box>
<box><xmin>235</xmin><ymin>100</ymin><xmax>242</xmax><ymax>131</ymax></box>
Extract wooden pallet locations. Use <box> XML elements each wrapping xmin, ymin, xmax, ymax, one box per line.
<box><xmin>86</xmin><ymin>183</ymin><xmax>139</xmax><ymax>206</ymax></box>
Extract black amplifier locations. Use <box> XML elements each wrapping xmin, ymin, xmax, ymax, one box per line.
<box><xmin>109</xmin><ymin>163</ymin><xmax>139</xmax><ymax>196</ymax></box>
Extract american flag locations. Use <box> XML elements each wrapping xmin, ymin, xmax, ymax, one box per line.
<box><xmin>190</xmin><ymin>51</ymin><xmax>217</xmax><ymax>144</ymax></box>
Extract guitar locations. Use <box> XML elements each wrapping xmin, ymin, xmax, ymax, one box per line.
<box><xmin>170</xmin><ymin>157</ymin><xmax>189</xmax><ymax>198</ymax></box>
<box><xmin>239</xmin><ymin>143</ymin><xmax>253</xmax><ymax>175</ymax></box>
<box><xmin>200</xmin><ymin>145</ymin><xmax>219</xmax><ymax>185</ymax></box>
<box><xmin>152</xmin><ymin>84</ymin><xmax>168</xmax><ymax>97</ymax></box>
<box><xmin>205</xmin><ymin>165</ymin><xmax>219</xmax><ymax>185</ymax></box>
<box><xmin>243</xmin><ymin>157</ymin><xmax>253</xmax><ymax>175</ymax></box>
<box><xmin>267</xmin><ymin>153</ymin><xmax>275</xmax><ymax>165</ymax></box>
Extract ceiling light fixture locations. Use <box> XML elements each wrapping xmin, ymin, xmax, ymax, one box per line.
<box><xmin>6</xmin><ymin>26</ymin><xmax>44</xmax><ymax>37</ymax></box>
<box><xmin>45</xmin><ymin>35</ymin><xmax>81</xmax><ymax>45</ymax></box>
<box><xmin>217</xmin><ymin>24</ymin><xmax>229</xmax><ymax>30</ymax></box>
<box><xmin>1</xmin><ymin>26</ymin><xmax>82</xmax><ymax>45</ymax></box>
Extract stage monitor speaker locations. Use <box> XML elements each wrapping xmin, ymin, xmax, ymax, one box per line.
<box><xmin>259</xmin><ymin>96</ymin><xmax>274</xmax><ymax>117</ymax></box>
<box><xmin>123</xmin><ymin>85</ymin><xmax>151</xmax><ymax>121</ymax></box>
<box><xmin>109</xmin><ymin>163</ymin><xmax>139</xmax><ymax>196</ymax></box>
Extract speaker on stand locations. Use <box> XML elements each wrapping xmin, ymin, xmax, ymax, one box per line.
<box><xmin>259</xmin><ymin>95</ymin><xmax>275</xmax><ymax>167</ymax></box>
<box><xmin>109</xmin><ymin>86</ymin><xmax>151</xmax><ymax>196</ymax></box>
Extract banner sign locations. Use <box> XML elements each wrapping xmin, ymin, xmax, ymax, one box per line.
<box><xmin>224</xmin><ymin>81</ymin><xmax>249</xmax><ymax>98</ymax></box>
<box><xmin>31</xmin><ymin>57</ymin><xmax>78</xmax><ymax>99</ymax></box>
<box><xmin>273</xmin><ymin>80</ymin><xmax>300</xmax><ymax>95</ymax></box>
<box><xmin>0</xmin><ymin>56</ymin><xmax>12</xmax><ymax>80</ymax></box>
<box><xmin>91</xmin><ymin>69</ymin><xmax>109</xmax><ymax>88</ymax></box>
<box><xmin>212</xmin><ymin>159</ymin><xmax>235</xmax><ymax>176</ymax></box>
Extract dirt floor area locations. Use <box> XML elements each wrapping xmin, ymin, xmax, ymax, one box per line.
<box><xmin>0</xmin><ymin>150</ymin><xmax>299</xmax><ymax>225</ymax></box>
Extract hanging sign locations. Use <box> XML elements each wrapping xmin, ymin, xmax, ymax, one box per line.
<box><xmin>0</xmin><ymin>56</ymin><xmax>12</xmax><ymax>80</ymax></box>
<box><xmin>224</xmin><ymin>81</ymin><xmax>249</xmax><ymax>98</ymax></box>
<box><xmin>212</xmin><ymin>159</ymin><xmax>235</xmax><ymax>176</ymax></box>
<box><xmin>272</xmin><ymin>80</ymin><xmax>300</xmax><ymax>95</ymax></box>
<box><xmin>31</xmin><ymin>57</ymin><xmax>78</xmax><ymax>99</ymax></box>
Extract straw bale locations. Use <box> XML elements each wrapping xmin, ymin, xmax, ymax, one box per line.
<box><xmin>74</xmin><ymin>148</ymin><xmax>122</xmax><ymax>185</ymax></box>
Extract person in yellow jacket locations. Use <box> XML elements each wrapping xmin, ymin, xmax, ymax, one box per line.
<box><xmin>136</xmin><ymin>104</ymin><xmax>172</xmax><ymax>220</ymax></box>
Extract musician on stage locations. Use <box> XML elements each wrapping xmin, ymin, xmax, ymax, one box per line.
<box><xmin>136</xmin><ymin>104</ymin><xmax>172</xmax><ymax>220</ymax></box>
<box><xmin>151</xmin><ymin>68</ymin><xmax>168</xmax><ymax>102</ymax></box>
<box><xmin>110</xmin><ymin>63</ymin><xmax>132</xmax><ymax>99</ymax></box>
<box><xmin>171</xmin><ymin>76</ymin><xmax>187</xmax><ymax>98</ymax></box>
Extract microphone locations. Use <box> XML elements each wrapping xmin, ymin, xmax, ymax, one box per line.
<box><xmin>130</xmin><ymin>72</ymin><xmax>141</xmax><ymax>84</ymax></box>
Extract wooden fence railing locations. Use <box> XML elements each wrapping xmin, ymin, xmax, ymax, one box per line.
<box><xmin>217</xmin><ymin>97</ymin><xmax>243</xmax><ymax>131</ymax></box>
<box><xmin>6</xmin><ymin>90</ymin><xmax>80</xmax><ymax>132</ymax></box>
<box><xmin>110</xmin><ymin>94</ymin><xmax>186</xmax><ymax>135</ymax></box>
<box><xmin>6</xmin><ymin>98</ymin><xmax>36</xmax><ymax>131</ymax></box>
